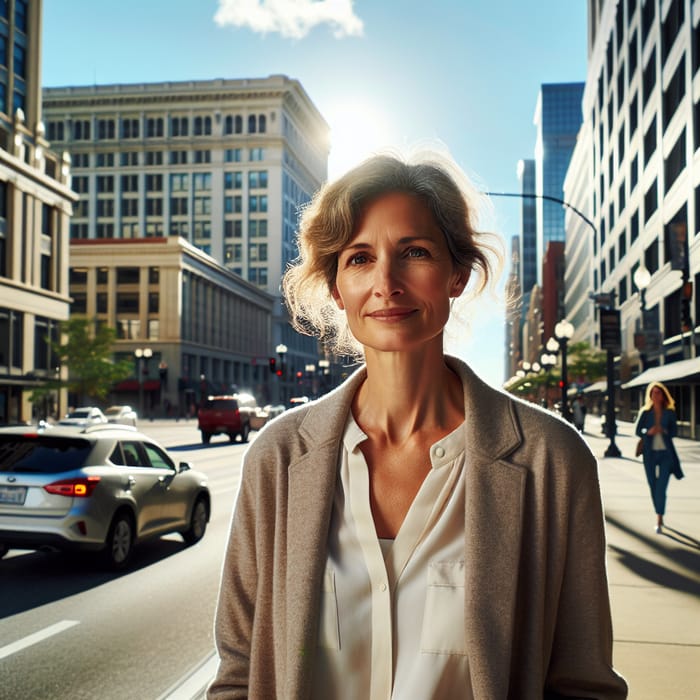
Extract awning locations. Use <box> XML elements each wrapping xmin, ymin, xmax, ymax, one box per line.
<box><xmin>582</xmin><ymin>380</ymin><xmax>608</xmax><ymax>394</ymax></box>
<box><xmin>621</xmin><ymin>357</ymin><xmax>700</xmax><ymax>389</ymax></box>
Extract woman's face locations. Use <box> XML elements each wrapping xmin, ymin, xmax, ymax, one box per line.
<box><xmin>650</xmin><ymin>386</ymin><xmax>666</xmax><ymax>405</ymax></box>
<box><xmin>332</xmin><ymin>191</ymin><xmax>467</xmax><ymax>354</ymax></box>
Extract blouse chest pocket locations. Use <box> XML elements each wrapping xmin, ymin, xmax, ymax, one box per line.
<box><xmin>317</xmin><ymin>567</ymin><xmax>341</xmax><ymax>650</ymax></box>
<box><xmin>420</xmin><ymin>561</ymin><xmax>467</xmax><ymax>655</ymax></box>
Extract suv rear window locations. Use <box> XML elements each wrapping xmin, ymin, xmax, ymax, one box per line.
<box><xmin>203</xmin><ymin>399</ymin><xmax>238</xmax><ymax>410</ymax></box>
<box><xmin>0</xmin><ymin>435</ymin><xmax>93</xmax><ymax>473</ymax></box>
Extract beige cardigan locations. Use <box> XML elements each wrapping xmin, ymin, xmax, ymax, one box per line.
<box><xmin>208</xmin><ymin>357</ymin><xmax>627</xmax><ymax>699</ymax></box>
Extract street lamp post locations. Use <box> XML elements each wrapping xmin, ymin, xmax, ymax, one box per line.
<box><xmin>633</xmin><ymin>265</ymin><xmax>651</xmax><ymax>371</ymax></box>
<box><xmin>540</xmin><ymin>350</ymin><xmax>557</xmax><ymax>407</ymax></box>
<box><xmin>276</xmin><ymin>343</ymin><xmax>288</xmax><ymax>403</ymax></box>
<box><xmin>134</xmin><ymin>347</ymin><xmax>153</xmax><ymax>419</ymax></box>
<box><xmin>554</xmin><ymin>320</ymin><xmax>574</xmax><ymax>422</ymax></box>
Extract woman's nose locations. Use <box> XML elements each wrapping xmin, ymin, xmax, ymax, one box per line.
<box><xmin>373</xmin><ymin>258</ymin><xmax>403</xmax><ymax>297</ymax></box>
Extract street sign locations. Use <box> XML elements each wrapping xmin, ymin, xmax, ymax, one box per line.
<box><xmin>600</xmin><ymin>308</ymin><xmax>621</xmax><ymax>353</ymax></box>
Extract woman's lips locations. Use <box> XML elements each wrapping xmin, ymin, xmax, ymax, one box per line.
<box><xmin>367</xmin><ymin>307</ymin><xmax>417</xmax><ymax>320</ymax></box>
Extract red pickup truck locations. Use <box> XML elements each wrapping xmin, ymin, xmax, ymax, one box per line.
<box><xmin>197</xmin><ymin>394</ymin><xmax>257</xmax><ymax>444</ymax></box>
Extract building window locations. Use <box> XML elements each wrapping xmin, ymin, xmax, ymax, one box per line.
<box><xmin>170</xmin><ymin>197</ymin><xmax>188</xmax><ymax>216</ymax></box>
<box><xmin>249</xmin><ymin>195</ymin><xmax>268</xmax><ymax>213</ymax></box>
<box><xmin>664</xmin><ymin>128</ymin><xmax>686</xmax><ymax>193</ymax></box>
<box><xmin>170</xmin><ymin>173</ymin><xmax>188</xmax><ymax>191</ymax></box>
<box><xmin>224</xmin><ymin>220</ymin><xmax>242</xmax><ymax>238</ymax></box>
<box><xmin>225</xmin><ymin>148</ymin><xmax>242</xmax><ymax>162</ymax></box>
<box><xmin>147</xmin><ymin>117</ymin><xmax>164</xmax><ymax>137</ymax></box>
<box><xmin>145</xmin><ymin>198</ymin><xmax>163</xmax><ymax>216</ymax></box>
<box><xmin>96</xmin><ymin>175</ymin><xmax>114</xmax><ymax>193</ymax></box>
<box><xmin>642</xmin><ymin>47</ymin><xmax>656</xmax><ymax>105</ymax></box>
<box><xmin>629</xmin><ymin>29</ymin><xmax>638</xmax><ymax>76</ymax></box>
<box><xmin>194</xmin><ymin>197</ymin><xmax>211</xmax><ymax>215</ymax></box>
<box><xmin>643</xmin><ymin>179</ymin><xmax>658</xmax><ymax>223</ymax></box>
<box><xmin>170</xmin><ymin>150</ymin><xmax>188</xmax><ymax>164</ymax></box>
<box><xmin>96</xmin><ymin>153</ymin><xmax>114</xmax><ymax>168</ymax></box>
<box><xmin>73</xmin><ymin>120</ymin><xmax>91</xmax><ymax>140</ymax></box>
<box><xmin>121</xmin><ymin>118</ymin><xmax>140</xmax><ymax>139</ymax></box>
<box><xmin>171</xmin><ymin>116</ymin><xmax>189</xmax><ymax>137</ymax></box>
<box><xmin>248</xmin><ymin>170</ymin><xmax>268</xmax><ymax>188</ymax></box>
<box><xmin>193</xmin><ymin>150</ymin><xmax>211</xmax><ymax>164</ymax></box>
<box><xmin>121</xmin><ymin>151</ymin><xmax>139</xmax><ymax>167</ymax></box>
<box><xmin>224</xmin><ymin>171</ymin><xmax>242</xmax><ymax>189</ymax></box>
<box><xmin>641</xmin><ymin>0</ymin><xmax>655</xmax><ymax>46</ymax></box>
<box><xmin>661</xmin><ymin>0</ymin><xmax>684</xmax><ymax>63</ymax></box>
<box><xmin>96</xmin><ymin>200</ymin><xmax>114</xmax><ymax>217</ymax></box>
<box><xmin>145</xmin><ymin>151</ymin><xmax>163</xmax><ymax>166</ymax></box>
<box><xmin>193</xmin><ymin>172</ymin><xmax>211</xmax><ymax>191</ymax></box>
<box><xmin>249</xmin><ymin>219</ymin><xmax>268</xmax><ymax>237</ymax></box>
<box><xmin>193</xmin><ymin>116</ymin><xmax>212</xmax><ymax>135</ymax></box>
<box><xmin>97</xmin><ymin>119</ymin><xmax>116</xmax><ymax>140</ymax></box>
<box><xmin>630</xmin><ymin>154</ymin><xmax>638</xmax><ymax>191</ymax></box>
<box><xmin>643</xmin><ymin>116</ymin><xmax>657</xmax><ymax>166</ymax></box>
<box><xmin>616</xmin><ymin>62</ymin><xmax>625</xmax><ymax>112</ymax></box>
<box><xmin>249</xmin><ymin>148</ymin><xmax>264</xmax><ymax>161</ymax></box>
<box><xmin>122</xmin><ymin>174</ymin><xmax>139</xmax><ymax>192</ymax></box>
<box><xmin>662</xmin><ymin>55</ymin><xmax>685</xmax><ymax>129</ymax></box>
<box><xmin>145</xmin><ymin>174</ymin><xmax>163</xmax><ymax>191</ymax></box>
<box><xmin>116</xmin><ymin>292</ymin><xmax>139</xmax><ymax>314</ymax></box>
<box><xmin>117</xmin><ymin>267</ymin><xmax>140</xmax><ymax>285</ymax></box>
<box><xmin>47</xmin><ymin>120</ymin><xmax>64</xmax><ymax>142</ymax></box>
<box><xmin>121</xmin><ymin>198</ymin><xmax>139</xmax><ymax>217</ymax></box>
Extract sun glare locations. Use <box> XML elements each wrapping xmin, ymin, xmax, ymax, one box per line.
<box><xmin>325</xmin><ymin>100</ymin><xmax>395</xmax><ymax>179</ymax></box>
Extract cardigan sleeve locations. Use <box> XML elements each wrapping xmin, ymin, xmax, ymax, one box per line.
<box><xmin>544</xmin><ymin>455</ymin><xmax>628</xmax><ymax>699</ymax></box>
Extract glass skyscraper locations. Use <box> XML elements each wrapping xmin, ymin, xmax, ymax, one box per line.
<box><xmin>534</xmin><ymin>82</ymin><xmax>585</xmax><ymax>283</ymax></box>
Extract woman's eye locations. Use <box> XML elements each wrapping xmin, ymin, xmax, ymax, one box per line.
<box><xmin>347</xmin><ymin>253</ymin><xmax>368</xmax><ymax>266</ymax></box>
<box><xmin>407</xmin><ymin>247</ymin><xmax>428</xmax><ymax>258</ymax></box>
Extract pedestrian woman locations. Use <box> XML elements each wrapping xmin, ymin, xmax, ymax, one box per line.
<box><xmin>208</xmin><ymin>150</ymin><xmax>627</xmax><ymax>699</ymax></box>
<box><xmin>635</xmin><ymin>381</ymin><xmax>684</xmax><ymax>533</ymax></box>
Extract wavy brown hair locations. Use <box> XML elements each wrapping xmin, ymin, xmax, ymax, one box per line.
<box><xmin>282</xmin><ymin>150</ymin><xmax>503</xmax><ymax>356</ymax></box>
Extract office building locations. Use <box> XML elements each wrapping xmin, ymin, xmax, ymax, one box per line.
<box><xmin>42</xmin><ymin>76</ymin><xmax>330</xmax><ymax>389</ymax></box>
<box><xmin>567</xmin><ymin>0</ymin><xmax>700</xmax><ymax>436</ymax></box>
<box><xmin>0</xmin><ymin>0</ymin><xmax>76</xmax><ymax>423</ymax></box>
<box><xmin>534</xmin><ymin>82</ymin><xmax>585</xmax><ymax>283</ymax></box>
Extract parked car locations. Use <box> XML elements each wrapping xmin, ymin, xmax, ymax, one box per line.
<box><xmin>58</xmin><ymin>407</ymin><xmax>108</xmax><ymax>427</ymax></box>
<box><xmin>0</xmin><ymin>424</ymin><xmax>210</xmax><ymax>569</ymax></box>
<box><xmin>104</xmin><ymin>405</ymin><xmax>138</xmax><ymax>426</ymax></box>
<box><xmin>197</xmin><ymin>393</ymin><xmax>257</xmax><ymax>444</ymax></box>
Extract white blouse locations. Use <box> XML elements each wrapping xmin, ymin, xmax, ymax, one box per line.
<box><xmin>311</xmin><ymin>413</ymin><xmax>472</xmax><ymax>699</ymax></box>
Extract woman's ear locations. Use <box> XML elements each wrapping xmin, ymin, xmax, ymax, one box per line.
<box><xmin>331</xmin><ymin>285</ymin><xmax>345</xmax><ymax>310</ymax></box>
<box><xmin>450</xmin><ymin>270</ymin><xmax>470</xmax><ymax>298</ymax></box>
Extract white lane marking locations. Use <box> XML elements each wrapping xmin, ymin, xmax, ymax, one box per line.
<box><xmin>158</xmin><ymin>651</ymin><xmax>219</xmax><ymax>700</ymax></box>
<box><xmin>0</xmin><ymin>620</ymin><xmax>80</xmax><ymax>661</ymax></box>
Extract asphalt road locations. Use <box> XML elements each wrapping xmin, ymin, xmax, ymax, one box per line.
<box><xmin>0</xmin><ymin>421</ymin><xmax>246</xmax><ymax>700</ymax></box>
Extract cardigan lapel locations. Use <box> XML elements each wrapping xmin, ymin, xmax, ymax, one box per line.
<box><xmin>283</xmin><ymin>369</ymin><xmax>366</xmax><ymax>698</ymax></box>
<box><xmin>450</xmin><ymin>358</ymin><xmax>527</xmax><ymax>696</ymax></box>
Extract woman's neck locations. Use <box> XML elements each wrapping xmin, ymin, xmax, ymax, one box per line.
<box><xmin>352</xmin><ymin>343</ymin><xmax>464</xmax><ymax>445</ymax></box>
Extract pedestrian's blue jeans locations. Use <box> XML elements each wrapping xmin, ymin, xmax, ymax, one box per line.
<box><xmin>643</xmin><ymin>449</ymin><xmax>673</xmax><ymax>516</ymax></box>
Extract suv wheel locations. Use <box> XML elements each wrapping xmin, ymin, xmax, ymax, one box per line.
<box><xmin>201</xmin><ymin>431</ymin><xmax>211</xmax><ymax>444</ymax></box>
<box><xmin>182</xmin><ymin>497</ymin><xmax>208</xmax><ymax>545</ymax></box>
<box><xmin>102</xmin><ymin>512</ymin><xmax>134</xmax><ymax>570</ymax></box>
<box><xmin>239</xmin><ymin>422</ymin><xmax>250</xmax><ymax>443</ymax></box>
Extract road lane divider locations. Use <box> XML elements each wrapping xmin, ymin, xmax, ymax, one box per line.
<box><xmin>0</xmin><ymin>619</ymin><xmax>80</xmax><ymax>660</ymax></box>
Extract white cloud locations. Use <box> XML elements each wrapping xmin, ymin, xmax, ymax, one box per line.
<box><xmin>214</xmin><ymin>0</ymin><xmax>364</xmax><ymax>39</ymax></box>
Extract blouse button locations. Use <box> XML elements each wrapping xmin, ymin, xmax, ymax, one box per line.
<box><xmin>434</xmin><ymin>446</ymin><xmax>445</xmax><ymax>458</ymax></box>
<box><xmin>380</xmin><ymin>582</ymin><xmax>387</xmax><ymax>592</ymax></box>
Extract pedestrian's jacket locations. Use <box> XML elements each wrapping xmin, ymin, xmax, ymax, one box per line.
<box><xmin>635</xmin><ymin>408</ymin><xmax>684</xmax><ymax>479</ymax></box>
<box><xmin>208</xmin><ymin>356</ymin><xmax>628</xmax><ymax>699</ymax></box>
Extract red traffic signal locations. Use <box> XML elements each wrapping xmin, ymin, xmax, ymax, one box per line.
<box><xmin>276</xmin><ymin>369</ymin><xmax>283</xmax><ymax>377</ymax></box>
<box><xmin>268</xmin><ymin>357</ymin><xmax>276</xmax><ymax>373</ymax></box>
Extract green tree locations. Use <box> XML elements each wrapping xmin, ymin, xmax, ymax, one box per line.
<box><xmin>566</xmin><ymin>341</ymin><xmax>607</xmax><ymax>385</ymax></box>
<box><xmin>30</xmin><ymin>318</ymin><xmax>132</xmax><ymax>407</ymax></box>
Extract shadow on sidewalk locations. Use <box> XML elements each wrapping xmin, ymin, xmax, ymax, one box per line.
<box><xmin>605</xmin><ymin>514</ymin><xmax>700</xmax><ymax>595</ymax></box>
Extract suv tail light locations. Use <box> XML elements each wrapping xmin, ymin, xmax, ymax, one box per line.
<box><xmin>44</xmin><ymin>476</ymin><xmax>101</xmax><ymax>497</ymax></box>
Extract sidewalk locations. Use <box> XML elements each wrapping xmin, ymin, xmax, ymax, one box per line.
<box><xmin>583</xmin><ymin>417</ymin><xmax>700</xmax><ymax>699</ymax></box>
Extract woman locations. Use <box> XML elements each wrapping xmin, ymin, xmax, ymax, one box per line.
<box><xmin>208</xmin><ymin>151</ymin><xmax>627</xmax><ymax>698</ymax></box>
<box><xmin>635</xmin><ymin>381</ymin><xmax>684</xmax><ymax>533</ymax></box>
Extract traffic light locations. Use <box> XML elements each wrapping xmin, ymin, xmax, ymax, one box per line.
<box><xmin>268</xmin><ymin>357</ymin><xmax>276</xmax><ymax>374</ymax></box>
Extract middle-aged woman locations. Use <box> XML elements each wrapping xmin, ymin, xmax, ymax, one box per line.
<box><xmin>208</xmin><ymin>151</ymin><xmax>627</xmax><ymax>699</ymax></box>
<box><xmin>635</xmin><ymin>381</ymin><xmax>684</xmax><ymax>533</ymax></box>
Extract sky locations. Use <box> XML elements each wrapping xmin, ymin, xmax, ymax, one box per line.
<box><xmin>41</xmin><ymin>0</ymin><xmax>588</xmax><ymax>387</ymax></box>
